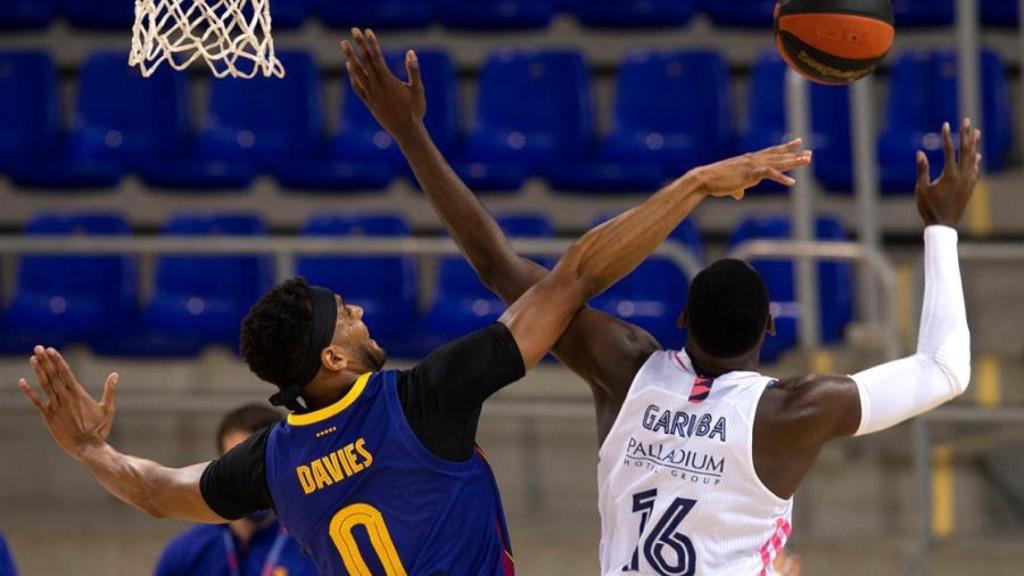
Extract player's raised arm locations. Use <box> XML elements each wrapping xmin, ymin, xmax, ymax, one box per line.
<box><xmin>499</xmin><ymin>144</ymin><xmax>812</xmax><ymax>369</ymax></box>
<box><xmin>18</xmin><ymin>347</ymin><xmax>226</xmax><ymax>523</ymax></box>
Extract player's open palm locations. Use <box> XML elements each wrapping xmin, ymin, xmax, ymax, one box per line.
<box><xmin>19</xmin><ymin>346</ymin><xmax>118</xmax><ymax>459</ymax></box>
<box><xmin>342</xmin><ymin>28</ymin><xmax>426</xmax><ymax>139</ymax></box>
<box><xmin>690</xmin><ymin>139</ymin><xmax>813</xmax><ymax>200</ymax></box>
<box><xmin>916</xmin><ymin>118</ymin><xmax>982</xmax><ymax>229</ymax></box>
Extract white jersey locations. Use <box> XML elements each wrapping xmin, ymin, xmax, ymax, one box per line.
<box><xmin>598</xmin><ymin>350</ymin><xmax>793</xmax><ymax>576</ymax></box>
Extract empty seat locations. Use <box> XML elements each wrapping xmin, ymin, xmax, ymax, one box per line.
<box><xmin>983</xmin><ymin>0</ymin><xmax>1019</xmax><ymax>27</ymax></box>
<box><xmin>574</xmin><ymin>0</ymin><xmax>696</xmax><ymax>28</ymax></box>
<box><xmin>590</xmin><ymin>217</ymin><xmax>703</xmax><ymax>349</ymax></box>
<box><xmin>424</xmin><ymin>215</ymin><xmax>553</xmax><ymax>344</ymax></box>
<box><xmin>313</xmin><ymin>0</ymin><xmax>433</xmax><ymax>29</ymax></box>
<box><xmin>140</xmin><ymin>52</ymin><xmax>322</xmax><ymax>190</ymax></box>
<box><xmin>437</xmin><ymin>0</ymin><xmax>554</xmax><ymax>30</ymax></box>
<box><xmin>891</xmin><ymin>0</ymin><xmax>954</xmax><ymax>27</ymax></box>
<box><xmin>67</xmin><ymin>52</ymin><xmax>189</xmax><ymax>173</ymax></box>
<box><xmin>0</xmin><ymin>214</ymin><xmax>136</xmax><ymax>355</ymax></box>
<box><xmin>0</xmin><ymin>0</ymin><xmax>56</xmax><ymax>30</ymax></box>
<box><xmin>279</xmin><ymin>50</ymin><xmax>456</xmax><ymax>191</ymax></box>
<box><xmin>61</xmin><ymin>0</ymin><xmax>134</xmax><ymax>29</ymax></box>
<box><xmin>878</xmin><ymin>50</ymin><xmax>1013</xmax><ymax>193</ymax></box>
<box><xmin>296</xmin><ymin>214</ymin><xmax>418</xmax><ymax>356</ymax></box>
<box><xmin>459</xmin><ymin>51</ymin><xmax>593</xmax><ymax>191</ymax></box>
<box><xmin>702</xmin><ymin>0</ymin><xmax>775</xmax><ymax>27</ymax></box>
<box><xmin>550</xmin><ymin>50</ymin><xmax>731</xmax><ymax>192</ymax></box>
<box><xmin>96</xmin><ymin>215</ymin><xmax>273</xmax><ymax>356</ymax></box>
<box><xmin>740</xmin><ymin>52</ymin><xmax>852</xmax><ymax>192</ymax></box>
<box><xmin>729</xmin><ymin>216</ymin><xmax>853</xmax><ymax>363</ymax></box>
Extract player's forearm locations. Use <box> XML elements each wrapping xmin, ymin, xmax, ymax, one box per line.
<box><xmin>559</xmin><ymin>171</ymin><xmax>709</xmax><ymax>301</ymax></box>
<box><xmin>394</xmin><ymin>122</ymin><xmax>540</xmax><ymax>299</ymax></box>
<box><xmin>851</xmin><ymin>226</ymin><xmax>970</xmax><ymax>436</ymax></box>
<box><xmin>75</xmin><ymin>442</ymin><xmax>219</xmax><ymax>522</ymax></box>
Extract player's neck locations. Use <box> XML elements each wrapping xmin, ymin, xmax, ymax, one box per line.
<box><xmin>302</xmin><ymin>372</ymin><xmax>364</xmax><ymax>411</ymax></box>
<box><xmin>684</xmin><ymin>344</ymin><xmax>760</xmax><ymax>378</ymax></box>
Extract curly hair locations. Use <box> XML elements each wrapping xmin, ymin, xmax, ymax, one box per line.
<box><xmin>240</xmin><ymin>277</ymin><xmax>313</xmax><ymax>389</ymax></box>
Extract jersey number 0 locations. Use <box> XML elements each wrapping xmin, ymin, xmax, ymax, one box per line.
<box><xmin>329</xmin><ymin>503</ymin><xmax>408</xmax><ymax>575</ymax></box>
<box><xmin>623</xmin><ymin>489</ymin><xmax>698</xmax><ymax>576</ymax></box>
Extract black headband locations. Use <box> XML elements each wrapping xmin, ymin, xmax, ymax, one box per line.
<box><xmin>269</xmin><ymin>286</ymin><xmax>338</xmax><ymax>413</ymax></box>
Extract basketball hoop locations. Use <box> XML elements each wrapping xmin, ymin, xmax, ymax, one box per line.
<box><xmin>129</xmin><ymin>0</ymin><xmax>285</xmax><ymax>79</ymax></box>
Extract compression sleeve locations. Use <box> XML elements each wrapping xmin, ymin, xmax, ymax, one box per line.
<box><xmin>851</xmin><ymin>226</ymin><xmax>971</xmax><ymax>436</ymax></box>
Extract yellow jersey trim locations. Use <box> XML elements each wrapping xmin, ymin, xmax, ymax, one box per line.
<box><xmin>287</xmin><ymin>373</ymin><xmax>373</xmax><ymax>426</ymax></box>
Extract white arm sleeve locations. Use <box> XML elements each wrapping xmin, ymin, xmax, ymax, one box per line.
<box><xmin>851</xmin><ymin>226</ymin><xmax>971</xmax><ymax>436</ymax></box>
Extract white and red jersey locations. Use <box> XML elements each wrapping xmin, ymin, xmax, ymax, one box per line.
<box><xmin>598</xmin><ymin>350</ymin><xmax>793</xmax><ymax>576</ymax></box>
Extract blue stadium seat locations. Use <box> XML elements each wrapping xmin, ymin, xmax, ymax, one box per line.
<box><xmin>0</xmin><ymin>0</ymin><xmax>56</xmax><ymax>30</ymax></box>
<box><xmin>702</xmin><ymin>0</ymin><xmax>776</xmax><ymax>27</ymax></box>
<box><xmin>0</xmin><ymin>214</ymin><xmax>136</xmax><ymax>355</ymax></box>
<box><xmin>891</xmin><ymin>0</ymin><xmax>954</xmax><ymax>27</ymax></box>
<box><xmin>313</xmin><ymin>0</ymin><xmax>433</xmax><ymax>29</ymax></box>
<box><xmin>878</xmin><ymin>50</ymin><xmax>1012</xmax><ymax>193</ymax></box>
<box><xmin>296</xmin><ymin>215</ymin><xmax>419</xmax><ymax>356</ymax></box>
<box><xmin>729</xmin><ymin>216</ymin><xmax>853</xmax><ymax>363</ymax></box>
<box><xmin>96</xmin><ymin>215</ymin><xmax>274</xmax><ymax>356</ymax></box>
<box><xmin>140</xmin><ymin>52</ymin><xmax>321</xmax><ymax>190</ymax></box>
<box><xmin>67</xmin><ymin>52</ymin><xmax>189</xmax><ymax>174</ymax></box>
<box><xmin>436</xmin><ymin>0</ymin><xmax>554</xmax><ymax>30</ymax></box>
<box><xmin>459</xmin><ymin>51</ymin><xmax>593</xmax><ymax>191</ymax></box>
<box><xmin>982</xmin><ymin>0</ymin><xmax>1019</xmax><ymax>27</ymax></box>
<box><xmin>550</xmin><ymin>50</ymin><xmax>731</xmax><ymax>192</ymax></box>
<box><xmin>269</xmin><ymin>0</ymin><xmax>308</xmax><ymax>29</ymax></box>
<box><xmin>589</xmin><ymin>217</ymin><xmax>703</xmax><ymax>349</ymax></box>
<box><xmin>740</xmin><ymin>52</ymin><xmax>852</xmax><ymax>192</ymax></box>
<box><xmin>279</xmin><ymin>50</ymin><xmax>455</xmax><ymax>191</ymax></box>
<box><xmin>573</xmin><ymin>0</ymin><xmax>696</xmax><ymax>28</ymax></box>
<box><xmin>61</xmin><ymin>0</ymin><xmax>134</xmax><ymax>29</ymax></box>
<box><xmin>424</xmin><ymin>215</ymin><xmax>553</xmax><ymax>344</ymax></box>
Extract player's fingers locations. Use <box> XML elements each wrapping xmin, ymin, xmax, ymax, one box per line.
<box><xmin>30</xmin><ymin>350</ymin><xmax>58</xmax><ymax>404</ymax></box>
<box><xmin>37</xmin><ymin>347</ymin><xmax>71</xmax><ymax>396</ymax></box>
<box><xmin>765</xmin><ymin>138</ymin><xmax>803</xmax><ymax>155</ymax></box>
<box><xmin>48</xmin><ymin>348</ymin><xmax>80</xmax><ymax>393</ymax></box>
<box><xmin>365</xmin><ymin>30</ymin><xmax>390</xmax><ymax>77</ymax></box>
<box><xmin>765</xmin><ymin>167</ymin><xmax>797</xmax><ymax>187</ymax></box>
<box><xmin>958</xmin><ymin>118</ymin><xmax>970</xmax><ymax>170</ymax></box>
<box><xmin>18</xmin><ymin>378</ymin><xmax>47</xmax><ymax>415</ymax></box>
<box><xmin>346</xmin><ymin>60</ymin><xmax>370</xmax><ymax>96</ymax></box>
<box><xmin>915</xmin><ymin>150</ymin><xmax>930</xmax><ymax>189</ymax></box>
<box><xmin>941</xmin><ymin>122</ymin><xmax>955</xmax><ymax>172</ymax></box>
<box><xmin>341</xmin><ymin>41</ymin><xmax>368</xmax><ymax>79</ymax></box>
<box><xmin>351</xmin><ymin>29</ymin><xmax>377</xmax><ymax>81</ymax></box>
<box><xmin>100</xmin><ymin>373</ymin><xmax>118</xmax><ymax>410</ymax></box>
<box><xmin>771</xmin><ymin>151</ymin><xmax>813</xmax><ymax>171</ymax></box>
<box><xmin>406</xmin><ymin>50</ymin><xmax>423</xmax><ymax>93</ymax></box>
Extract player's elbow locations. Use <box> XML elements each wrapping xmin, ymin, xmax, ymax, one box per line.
<box><xmin>934</xmin><ymin>327</ymin><xmax>971</xmax><ymax>397</ymax></box>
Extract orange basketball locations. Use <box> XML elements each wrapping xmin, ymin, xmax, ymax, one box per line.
<box><xmin>774</xmin><ymin>0</ymin><xmax>895</xmax><ymax>85</ymax></box>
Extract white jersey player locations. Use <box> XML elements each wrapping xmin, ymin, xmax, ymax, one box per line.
<box><xmin>339</xmin><ymin>57</ymin><xmax>980</xmax><ymax>576</ymax></box>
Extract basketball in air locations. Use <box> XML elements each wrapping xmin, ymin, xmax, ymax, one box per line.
<box><xmin>774</xmin><ymin>0</ymin><xmax>895</xmax><ymax>85</ymax></box>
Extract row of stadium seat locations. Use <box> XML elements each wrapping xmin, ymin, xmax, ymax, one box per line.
<box><xmin>0</xmin><ymin>48</ymin><xmax>1012</xmax><ymax>194</ymax></box>
<box><xmin>0</xmin><ymin>213</ymin><xmax>853</xmax><ymax>362</ymax></box>
<box><xmin>0</xmin><ymin>0</ymin><xmax>1018</xmax><ymax>31</ymax></box>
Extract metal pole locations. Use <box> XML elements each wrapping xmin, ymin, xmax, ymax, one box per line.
<box><xmin>910</xmin><ymin>418</ymin><xmax>931</xmax><ymax>576</ymax></box>
<box><xmin>785</xmin><ymin>69</ymin><xmax>821</xmax><ymax>351</ymax></box>
<box><xmin>956</xmin><ymin>0</ymin><xmax>982</xmax><ymax>141</ymax></box>
<box><xmin>851</xmin><ymin>77</ymin><xmax>882</xmax><ymax>324</ymax></box>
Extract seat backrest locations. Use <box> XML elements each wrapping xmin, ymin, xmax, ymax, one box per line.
<box><xmin>297</xmin><ymin>214</ymin><xmax>415</xmax><ymax>305</ymax></box>
<box><xmin>71</xmin><ymin>52</ymin><xmax>189</xmax><ymax>166</ymax></box>
<box><xmin>474</xmin><ymin>51</ymin><xmax>593</xmax><ymax>152</ymax></box>
<box><xmin>882</xmin><ymin>51</ymin><xmax>935</xmax><ymax>135</ymax></box>
<box><xmin>438</xmin><ymin>214</ymin><xmax>553</xmax><ymax>298</ymax></box>
<box><xmin>930</xmin><ymin>50</ymin><xmax>1012</xmax><ymax>165</ymax></box>
<box><xmin>19</xmin><ymin>213</ymin><xmax>136</xmax><ymax>304</ymax></box>
<box><xmin>200</xmin><ymin>52</ymin><xmax>323</xmax><ymax>166</ymax></box>
<box><xmin>613</xmin><ymin>50</ymin><xmax>731</xmax><ymax>148</ymax></box>
<box><xmin>0</xmin><ymin>52</ymin><xmax>58</xmax><ymax>160</ymax></box>
<box><xmin>156</xmin><ymin>215</ymin><xmax>272</xmax><ymax>301</ymax></box>
<box><xmin>341</xmin><ymin>50</ymin><xmax>458</xmax><ymax>153</ymax></box>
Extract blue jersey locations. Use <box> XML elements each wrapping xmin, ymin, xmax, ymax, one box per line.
<box><xmin>0</xmin><ymin>531</ymin><xmax>16</xmax><ymax>576</ymax></box>
<box><xmin>265</xmin><ymin>371</ymin><xmax>515</xmax><ymax>576</ymax></box>
<box><xmin>154</xmin><ymin>520</ymin><xmax>317</xmax><ymax>576</ymax></box>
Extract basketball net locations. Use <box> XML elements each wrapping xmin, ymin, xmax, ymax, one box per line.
<box><xmin>129</xmin><ymin>0</ymin><xmax>285</xmax><ymax>79</ymax></box>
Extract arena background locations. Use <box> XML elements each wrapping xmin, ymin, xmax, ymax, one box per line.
<box><xmin>1</xmin><ymin>1</ymin><xmax>1023</xmax><ymax>574</ymax></box>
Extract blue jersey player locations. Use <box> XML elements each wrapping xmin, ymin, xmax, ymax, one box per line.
<box><xmin>17</xmin><ymin>29</ymin><xmax>810</xmax><ymax>576</ymax></box>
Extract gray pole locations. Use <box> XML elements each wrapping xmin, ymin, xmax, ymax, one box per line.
<box><xmin>957</xmin><ymin>0</ymin><xmax>982</xmax><ymax>142</ymax></box>
<box><xmin>851</xmin><ymin>77</ymin><xmax>882</xmax><ymax>324</ymax></box>
<box><xmin>785</xmin><ymin>69</ymin><xmax>821</xmax><ymax>351</ymax></box>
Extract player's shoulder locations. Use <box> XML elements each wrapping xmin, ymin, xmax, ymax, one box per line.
<box><xmin>757</xmin><ymin>373</ymin><xmax>859</xmax><ymax>433</ymax></box>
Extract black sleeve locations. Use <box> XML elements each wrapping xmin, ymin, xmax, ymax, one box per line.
<box><xmin>200</xmin><ymin>426</ymin><xmax>274</xmax><ymax>520</ymax></box>
<box><xmin>396</xmin><ymin>323</ymin><xmax>526</xmax><ymax>462</ymax></box>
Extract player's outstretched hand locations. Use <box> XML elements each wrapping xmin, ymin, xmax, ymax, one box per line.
<box><xmin>341</xmin><ymin>28</ymin><xmax>426</xmax><ymax>140</ymax></box>
<box><xmin>688</xmin><ymin>139</ymin><xmax>813</xmax><ymax>200</ymax></box>
<box><xmin>915</xmin><ymin>118</ymin><xmax>982</xmax><ymax>229</ymax></box>
<box><xmin>18</xmin><ymin>346</ymin><xmax>118</xmax><ymax>459</ymax></box>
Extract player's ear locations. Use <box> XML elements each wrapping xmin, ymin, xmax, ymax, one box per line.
<box><xmin>677</xmin><ymin>309</ymin><xmax>689</xmax><ymax>330</ymax></box>
<box><xmin>321</xmin><ymin>345</ymin><xmax>349</xmax><ymax>373</ymax></box>
<box><xmin>766</xmin><ymin>315</ymin><xmax>777</xmax><ymax>337</ymax></box>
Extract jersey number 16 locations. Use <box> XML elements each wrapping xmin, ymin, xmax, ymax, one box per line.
<box><xmin>623</xmin><ymin>489</ymin><xmax>698</xmax><ymax>576</ymax></box>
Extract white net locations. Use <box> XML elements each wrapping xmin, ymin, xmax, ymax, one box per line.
<box><xmin>129</xmin><ymin>0</ymin><xmax>285</xmax><ymax>79</ymax></box>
